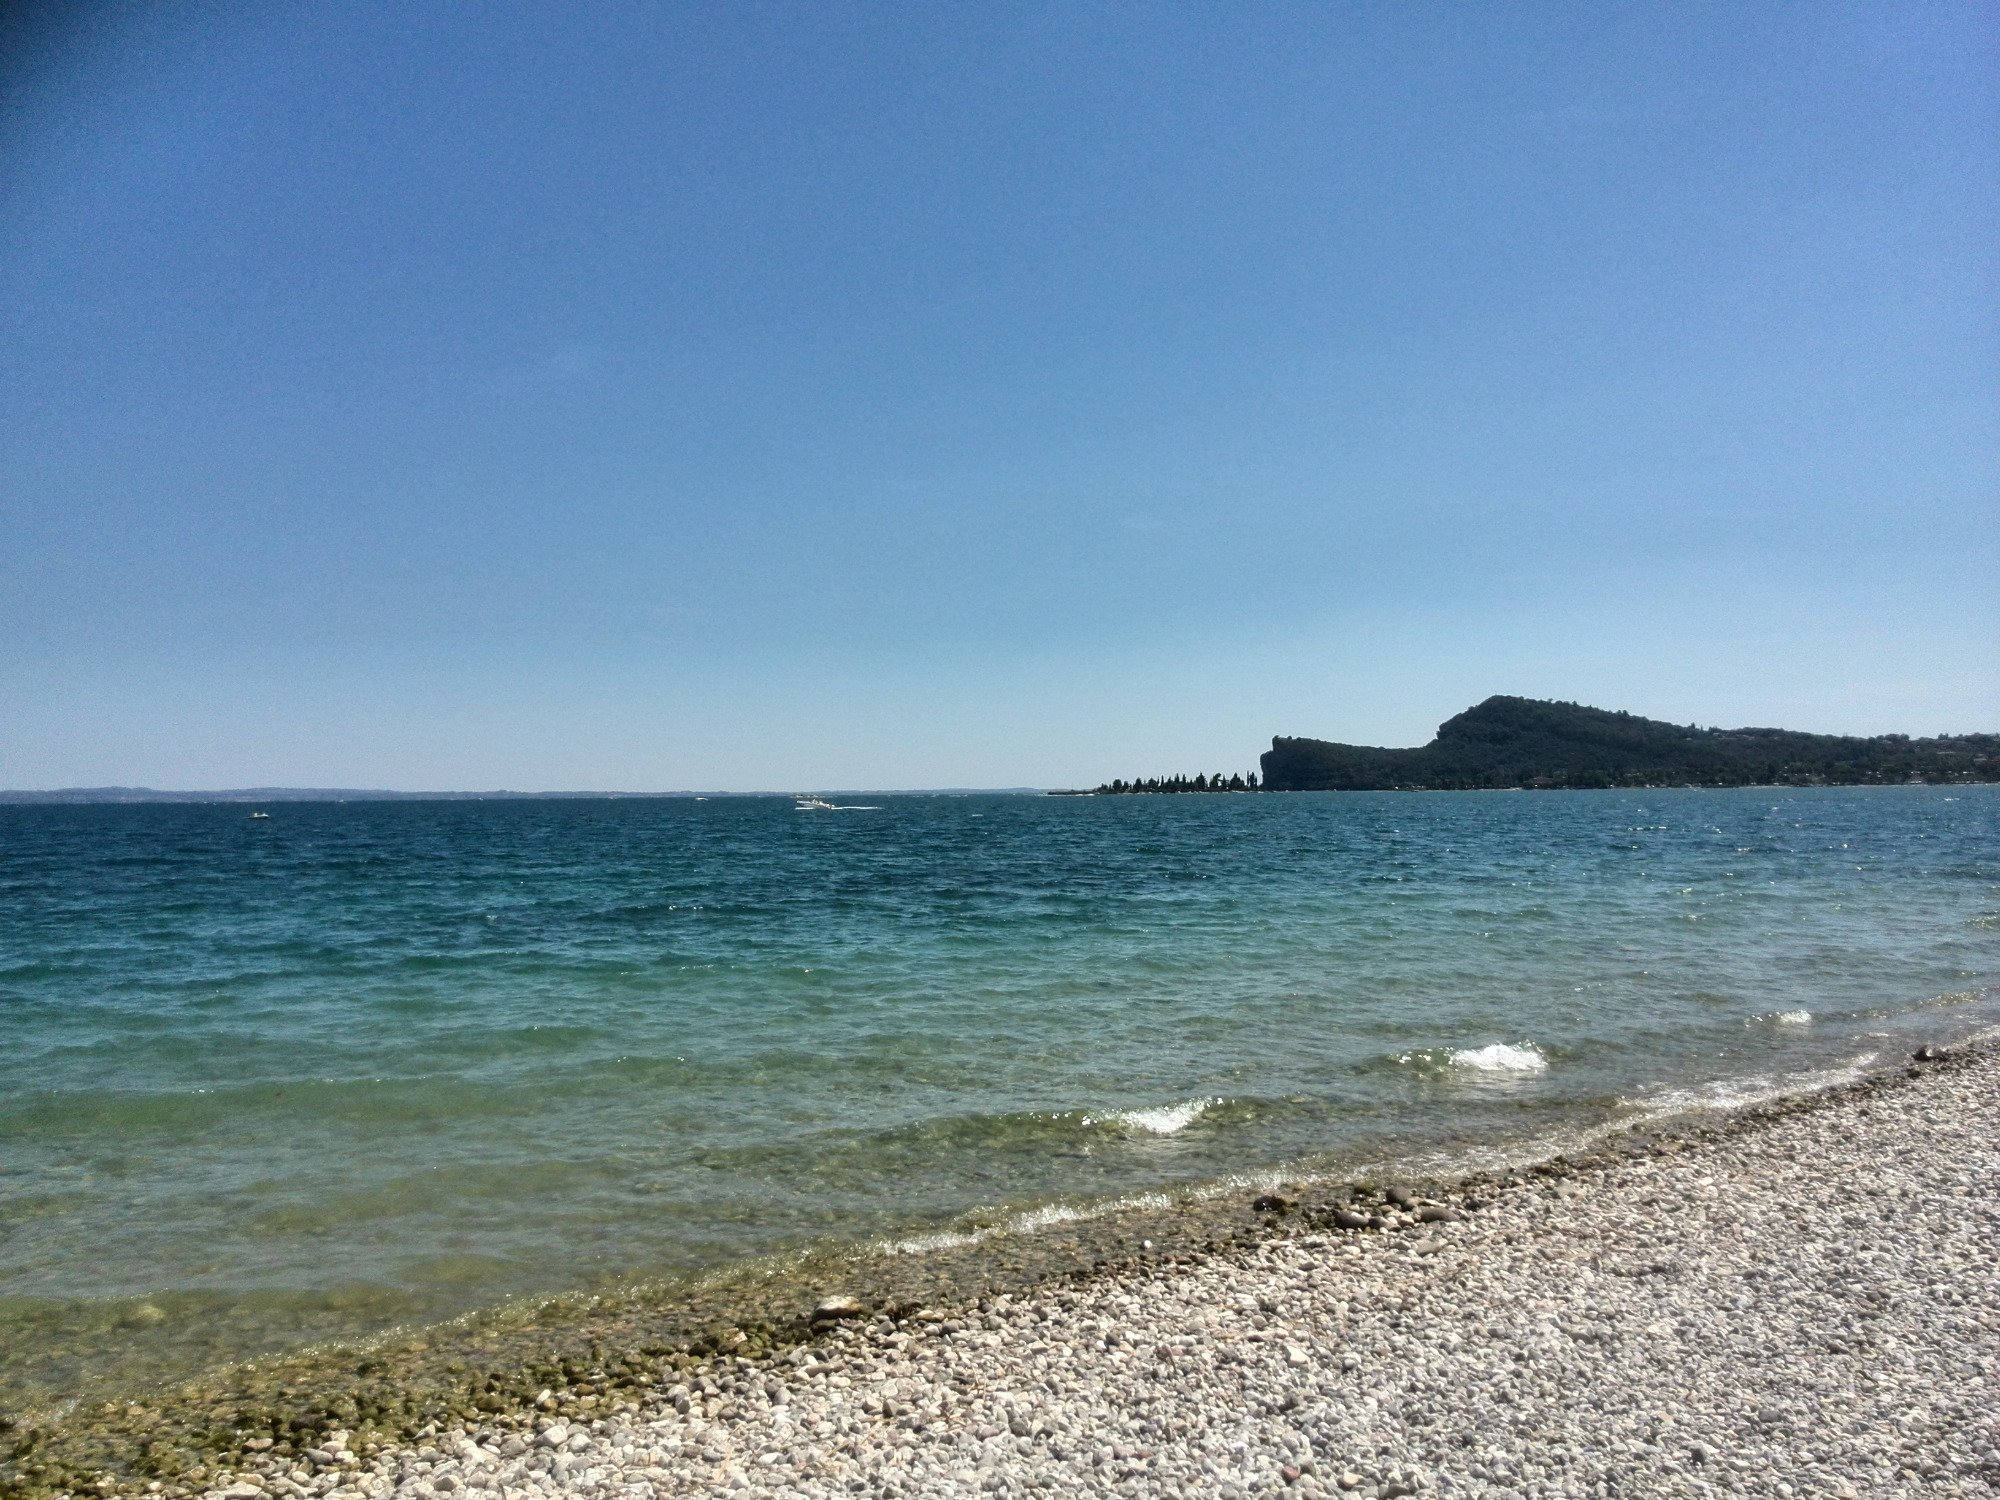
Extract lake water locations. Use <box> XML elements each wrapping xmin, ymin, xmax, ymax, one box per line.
<box><xmin>3</xmin><ymin>787</ymin><xmax>1996</xmax><ymax>1414</ymax></box>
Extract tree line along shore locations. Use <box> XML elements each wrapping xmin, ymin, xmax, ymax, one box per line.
<box><xmin>1067</xmin><ymin>694</ymin><xmax>2000</xmax><ymax>795</ymax></box>
<box><xmin>1061</xmin><ymin>772</ymin><xmax>1263</xmax><ymax>796</ymax></box>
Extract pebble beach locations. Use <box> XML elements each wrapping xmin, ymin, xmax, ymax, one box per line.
<box><xmin>182</xmin><ymin>1042</ymin><xmax>1997</xmax><ymax>1500</ymax></box>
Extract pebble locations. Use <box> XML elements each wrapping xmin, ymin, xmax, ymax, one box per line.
<box><xmin>198</xmin><ymin>1046</ymin><xmax>1997</xmax><ymax>1500</ymax></box>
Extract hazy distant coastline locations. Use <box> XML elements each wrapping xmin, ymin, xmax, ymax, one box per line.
<box><xmin>15</xmin><ymin>697</ymin><xmax>1999</xmax><ymax>806</ymax></box>
<box><xmin>0</xmin><ymin>787</ymin><xmax>1052</xmax><ymax>805</ymax></box>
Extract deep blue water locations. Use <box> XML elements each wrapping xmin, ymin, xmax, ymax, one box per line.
<box><xmin>2</xmin><ymin>788</ymin><xmax>1996</xmax><ymax>1408</ymax></box>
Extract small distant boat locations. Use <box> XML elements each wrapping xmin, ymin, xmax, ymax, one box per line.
<box><xmin>247</xmin><ymin>811</ymin><xmax>271</xmax><ymax>820</ymax></box>
<box><xmin>794</xmin><ymin>795</ymin><xmax>881</xmax><ymax>812</ymax></box>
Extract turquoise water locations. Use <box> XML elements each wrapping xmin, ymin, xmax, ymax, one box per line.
<box><xmin>3</xmin><ymin>788</ymin><xmax>1997</xmax><ymax>1410</ymax></box>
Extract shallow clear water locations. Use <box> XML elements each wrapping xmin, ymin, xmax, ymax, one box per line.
<box><xmin>2</xmin><ymin>788</ymin><xmax>1996</xmax><ymax>1410</ymax></box>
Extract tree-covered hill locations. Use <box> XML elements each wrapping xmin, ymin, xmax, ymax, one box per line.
<box><xmin>1259</xmin><ymin>697</ymin><xmax>2000</xmax><ymax>791</ymax></box>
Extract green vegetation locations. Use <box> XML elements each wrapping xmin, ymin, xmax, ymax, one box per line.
<box><xmin>1259</xmin><ymin>696</ymin><xmax>2000</xmax><ymax>791</ymax></box>
<box><xmin>1075</xmin><ymin>771</ymin><xmax>1260</xmax><ymax>795</ymax></box>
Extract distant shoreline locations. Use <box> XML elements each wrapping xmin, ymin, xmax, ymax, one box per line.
<box><xmin>9</xmin><ymin>782</ymin><xmax>1995</xmax><ymax>806</ymax></box>
<box><xmin>1057</xmin><ymin>780</ymin><xmax>1996</xmax><ymax>795</ymax></box>
<box><xmin>1258</xmin><ymin>695</ymin><xmax>1999</xmax><ymax>791</ymax></box>
<box><xmin>0</xmin><ymin>788</ymin><xmax>1054</xmax><ymax>805</ymax></box>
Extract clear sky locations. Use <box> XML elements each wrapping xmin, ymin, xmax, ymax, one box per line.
<box><xmin>3</xmin><ymin>2</ymin><xmax>1994</xmax><ymax>791</ymax></box>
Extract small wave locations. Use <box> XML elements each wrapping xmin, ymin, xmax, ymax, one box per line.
<box><xmin>885</xmin><ymin>1227</ymin><xmax>984</xmax><ymax>1254</ymax></box>
<box><xmin>1625</xmin><ymin>1051</ymin><xmax>1879</xmax><ymax>1116</ymax></box>
<box><xmin>1449</xmin><ymin>1043</ymin><xmax>1548</xmax><ymax>1074</ymax></box>
<box><xmin>1773</xmin><ymin>1009</ymin><xmax>1812</xmax><ymax>1026</ymax></box>
<box><xmin>1638</xmin><ymin>1075</ymin><xmax>1782</xmax><ymax>1113</ymax></box>
<box><xmin>881</xmin><ymin>1191</ymin><xmax>1175</xmax><ymax>1257</ymax></box>
<box><xmin>1103</xmin><ymin>1098</ymin><xmax>1217</xmax><ymax>1135</ymax></box>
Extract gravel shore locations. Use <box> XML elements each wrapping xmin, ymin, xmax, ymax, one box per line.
<box><xmin>205</xmin><ymin>1046</ymin><xmax>1997</xmax><ymax>1500</ymax></box>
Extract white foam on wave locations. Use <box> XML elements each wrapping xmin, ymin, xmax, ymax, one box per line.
<box><xmin>880</xmin><ymin>1191</ymin><xmax>1175</xmax><ymax>1257</ymax></box>
<box><xmin>882</xmin><ymin>1228</ymin><xmax>984</xmax><ymax>1254</ymax></box>
<box><xmin>883</xmin><ymin>1099</ymin><xmax>1226</xmax><ymax>1253</ymax></box>
<box><xmin>1111</xmin><ymin>1098</ymin><xmax>1217</xmax><ymax>1135</ymax></box>
<box><xmin>1625</xmin><ymin>1051</ymin><xmax>1879</xmax><ymax>1117</ymax></box>
<box><xmin>1774</xmin><ymin>1009</ymin><xmax>1812</xmax><ymax>1025</ymax></box>
<box><xmin>1449</xmin><ymin>1043</ymin><xmax>1549</xmax><ymax>1074</ymax></box>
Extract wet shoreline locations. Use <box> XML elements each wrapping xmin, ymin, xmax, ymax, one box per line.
<box><xmin>5</xmin><ymin>1036</ymin><xmax>1989</xmax><ymax>1500</ymax></box>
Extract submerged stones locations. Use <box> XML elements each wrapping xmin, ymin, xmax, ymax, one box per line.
<box><xmin>11</xmin><ymin>1043</ymin><xmax>1997</xmax><ymax>1500</ymax></box>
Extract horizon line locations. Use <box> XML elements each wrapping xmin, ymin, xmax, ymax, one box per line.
<box><xmin>0</xmin><ymin>786</ymin><xmax>1064</xmax><ymax>804</ymax></box>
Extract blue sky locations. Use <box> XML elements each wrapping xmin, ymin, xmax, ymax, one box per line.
<box><xmin>3</xmin><ymin>1</ymin><xmax>1994</xmax><ymax>790</ymax></box>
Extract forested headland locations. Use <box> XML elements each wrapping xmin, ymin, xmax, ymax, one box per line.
<box><xmin>1259</xmin><ymin>696</ymin><xmax>2000</xmax><ymax>791</ymax></box>
<box><xmin>1066</xmin><ymin>696</ymin><xmax>2000</xmax><ymax>794</ymax></box>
